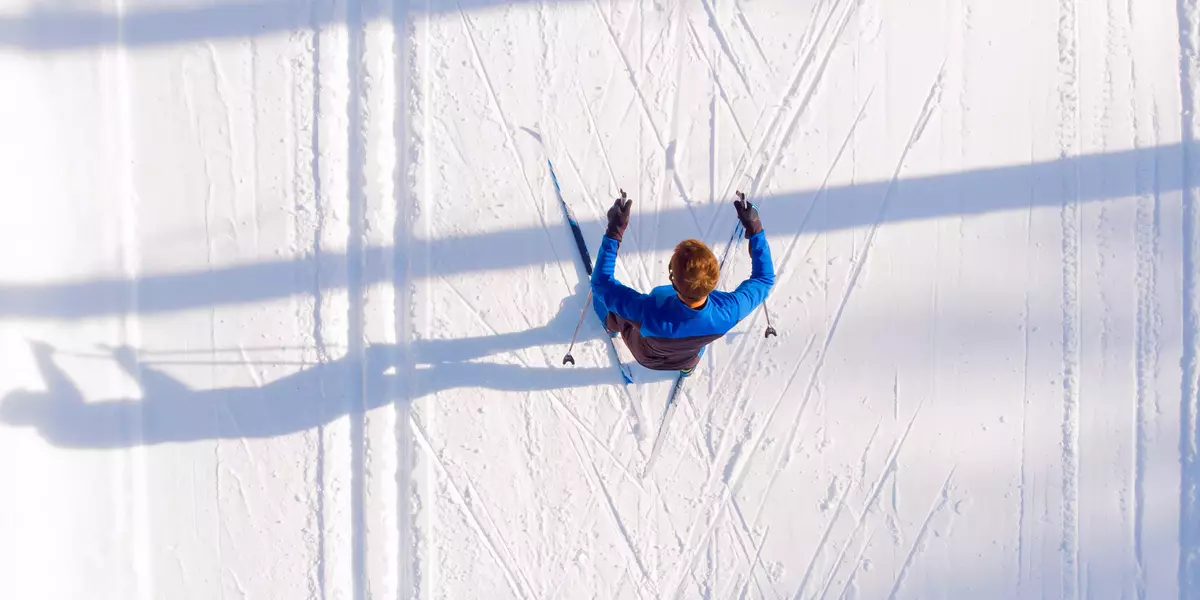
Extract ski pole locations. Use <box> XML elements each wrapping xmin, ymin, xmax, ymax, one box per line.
<box><xmin>763</xmin><ymin>301</ymin><xmax>777</xmax><ymax>337</ymax></box>
<box><xmin>562</xmin><ymin>290</ymin><xmax>592</xmax><ymax>365</ymax></box>
<box><xmin>735</xmin><ymin>190</ymin><xmax>778</xmax><ymax>339</ymax></box>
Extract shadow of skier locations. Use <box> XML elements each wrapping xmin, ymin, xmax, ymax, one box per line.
<box><xmin>0</xmin><ymin>284</ymin><xmax>671</xmax><ymax>449</ymax></box>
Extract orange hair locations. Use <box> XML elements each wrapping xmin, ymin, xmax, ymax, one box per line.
<box><xmin>670</xmin><ymin>239</ymin><xmax>719</xmax><ymax>304</ymax></box>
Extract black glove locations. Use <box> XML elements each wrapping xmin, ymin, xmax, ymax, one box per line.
<box><xmin>733</xmin><ymin>191</ymin><xmax>762</xmax><ymax>238</ymax></box>
<box><xmin>605</xmin><ymin>191</ymin><xmax>632</xmax><ymax>242</ymax></box>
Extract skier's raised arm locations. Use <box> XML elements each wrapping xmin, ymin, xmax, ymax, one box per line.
<box><xmin>725</xmin><ymin>197</ymin><xmax>775</xmax><ymax>322</ymax></box>
<box><xmin>591</xmin><ymin>195</ymin><xmax>651</xmax><ymax>323</ymax></box>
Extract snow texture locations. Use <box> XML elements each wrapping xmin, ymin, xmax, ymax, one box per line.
<box><xmin>0</xmin><ymin>0</ymin><xmax>1194</xmax><ymax>598</ymax></box>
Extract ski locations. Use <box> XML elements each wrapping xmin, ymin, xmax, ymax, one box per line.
<box><xmin>642</xmin><ymin>372</ymin><xmax>687</xmax><ymax>477</ymax></box>
<box><xmin>545</xmin><ymin>157</ymin><xmax>635</xmax><ymax>385</ymax></box>
<box><xmin>643</xmin><ymin>189</ymin><xmax>763</xmax><ymax>475</ymax></box>
<box><xmin>642</xmin><ymin>214</ymin><xmax>748</xmax><ymax>477</ymax></box>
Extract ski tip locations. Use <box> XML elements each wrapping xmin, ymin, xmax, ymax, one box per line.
<box><xmin>519</xmin><ymin>126</ymin><xmax>543</xmax><ymax>144</ymax></box>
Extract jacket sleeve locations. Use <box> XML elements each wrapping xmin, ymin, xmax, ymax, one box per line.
<box><xmin>591</xmin><ymin>236</ymin><xmax>651</xmax><ymax>323</ymax></box>
<box><xmin>724</xmin><ymin>231</ymin><xmax>775</xmax><ymax>322</ymax></box>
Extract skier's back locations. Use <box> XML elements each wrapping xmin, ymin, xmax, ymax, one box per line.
<box><xmin>591</xmin><ymin>193</ymin><xmax>775</xmax><ymax>374</ymax></box>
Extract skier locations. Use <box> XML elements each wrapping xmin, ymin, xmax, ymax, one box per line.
<box><xmin>591</xmin><ymin>193</ymin><xmax>775</xmax><ymax>376</ymax></box>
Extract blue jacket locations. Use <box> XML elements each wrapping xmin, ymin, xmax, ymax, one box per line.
<box><xmin>591</xmin><ymin>232</ymin><xmax>775</xmax><ymax>370</ymax></box>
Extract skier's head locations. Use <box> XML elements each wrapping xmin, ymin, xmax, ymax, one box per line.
<box><xmin>670</xmin><ymin>239</ymin><xmax>719</xmax><ymax>306</ymax></box>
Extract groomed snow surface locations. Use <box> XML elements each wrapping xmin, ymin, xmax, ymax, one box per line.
<box><xmin>0</xmin><ymin>0</ymin><xmax>1196</xmax><ymax>597</ymax></box>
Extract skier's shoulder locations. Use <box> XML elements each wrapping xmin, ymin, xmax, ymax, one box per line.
<box><xmin>703</xmin><ymin>290</ymin><xmax>749</xmax><ymax>323</ymax></box>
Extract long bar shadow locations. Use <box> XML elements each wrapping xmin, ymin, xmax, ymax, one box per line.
<box><xmin>0</xmin><ymin>0</ymin><xmax>520</xmax><ymax>51</ymax></box>
<box><xmin>0</xmin><ymin>286</ymin><xmax>674</xmax><ymax>449</ymax></box>
<box><xmin>0</xmin><ymin>142</ymin><xmax>1183</xmax><ymax>321</ymax></box>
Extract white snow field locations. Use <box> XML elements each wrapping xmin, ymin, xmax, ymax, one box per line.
<box><xmin>0</xmin><ymin>0</ymin><xmax>1196</xmax><ymax>597</ymax></box>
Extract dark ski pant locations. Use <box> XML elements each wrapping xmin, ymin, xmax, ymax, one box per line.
<box><xmin>592</xmin><ymin>293</ymin><xmax>705</xmax><ymax>372</ymax></box>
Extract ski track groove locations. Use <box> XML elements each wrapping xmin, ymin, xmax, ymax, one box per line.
<box><xmin>1180</xmin><ymin>0</ymin><xmax>1200</xmax><ymax>591</ymax></box>
<box><xmin>686</xmin><ymin>22</ymin><xmax>748</xmax><ymax>150</ymax></box>
<box><xmin>410</xmin><ymin>416</ymin><xmax>532</xmax><ymax>600</ymax></box>
<box><xmin>685</xmin><ymin>20</ymin><xmax>752</xmax><ymax>147</ymax></box>
<box><xmin>547</xmin><ymin>390</ymin><xmax>646</xmax><ymax>490</ymax></box>
<box><xmin>456</xmin><ymin>5</ymin><xmax>575</xmax><ymax>292</ymax></box>
<box><xmin>727</xmin><ymin>506</ymin><xmax>778</xmax><ymax>600</ymax></box>
<box><xmin>588</xmin><ymin>460</ymin><xmax>658</xmax><ymax>599</ymax></box>
<box><xmin>591</xmin><ymin>0</ymin><xmax>701</xmax><ymax>232</ymax></box>
<box><xmin>589</xmin><ymin>0</ymin><xmax>668</xmax><ymax>150</ymax></box>
<box><xmin>830</xmin><ymin>527</ymin><xmax>877</xmax><ymax>600</ymax></box>
<box><xmin>437</xmin><ymin>275</ymin><xmax>645</xmax><ymax>485</ymax></box>
<box><xmin>756</xmin><ymin>0</ymin><xmax>866</xmax><ymax>199</ymax></box>
<box><xmin>734</xmin><ymin>2</ymin><xmax>774</xmax><ymax>76</ymax></box>
<box><xmin>654</xmin><ymin>2</ymin><xmax>688</xmax><ymax>270</ymax></box>
<box><xmin>789</xmin><ymin>474</ymin><xmax>861</xmax><ymax>600</ymax></box>
<box><xmin>812</xmin><ymin>508</ymin><xmax>864</xmax><ymax>600</ymax></box>
<box><xmin>541</xmin><ymin>488</ymin><xmax>606</xmax><ymax>600</ymax></box>
<box><xmin>672</xmin><ymin>332</ymin><xmax>874</xmax><ymax>600</ymax></box>
<box><xmin>558</xmin><ymin>141</ymin><xmax>655</xmax><ymax>287</ymax></box>
<box><xmin>1018</xmin><ymin>196</ymin><xmax>1034</xmax><ymax>587</ymax></box>
<box><xmin>885</xmin><ymin>468</ymin><xmax>957</xmax><ymax>600</ymax></box>
<box><xmin>789</xmin><ymin>412</ymin><xmax>917</xmax><ymax>600</ymax></box>
<box><xmin>1056</xmin><ymin>0</ymin><xmax>1081</xmax><ymax>593</ymax></box>
<box><xmin>700</xmin><ymin>0</ymin><xmax>852</xmax><ymax>244</ymax></box>
<box><xmin>767</xmin><ymin>91</ymin><xmax>872</xmax><ymax>280</ymax></box>
<box><xmin>1132</xmin><ymin>43</ymin><xmax>1157</xmax><ymax>595</ymax></box>
<box><xmin>438</xmin><ymin>274</ymin><xmax>558</xmax><ymax>368</ymax></box>
<box><xmin>687</xmin><ymin>319</ymin><xmax>797</xmax><ymax>485</ymax></box>
<box><xmin>697</xmin><ymin>0</ymin><xmax>755</xmax><ymax>94</ymax></box>
<box><xmin>734</xmin><ymin>528</ymin><xmax>773</xmax><ymax>600</ymax></box>
<box><xmin>730</xmin><ymin>65</ymin><xmax>947</xmax><ymax>530</ymax></box>
<box><xmin>556</xmin><ymin>410</ymin><xmax>652</xmax><ymax>600</ymax></box>
<box><xmin>663</xmin><ymin>332</ymin><xmax>815</xmax><ymax>584</ymax></box>
<box><xmin>574</xmin><ymin>79</ymin><xmax>623</xmax><ymax>195</ymax></box>
<box><xmin>463</xmin><ymin>477</ymin><xmax>539</xmax><ymax>599</ymax></box>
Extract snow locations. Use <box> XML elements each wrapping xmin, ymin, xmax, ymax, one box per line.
<box><xmin>0</xmin><ymin>0</ymin><xmax>1194</xmax><ymax>597</ymax></box>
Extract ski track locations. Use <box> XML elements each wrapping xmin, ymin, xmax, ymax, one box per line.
<box><xmin>435</xmin><ymin>275</ymin><xmax>645</xmax><ymax>486</ymax></box>
<box><xmin>654</xmin><ymin>3</ymin><xmax>688</xmax><ymax>273</ymax></box>
<box><xmin>684</xmin><ymin>21</ymin><xmax>752</xmax><ymax>148</ymax></box>
<box><xmin>587</xmin><ymin>460</ymin><xmax>657</xmax><ymax>599</ymax></box>
<box><xmin>767</xmin><ymin>91</ymin><xmax>873</xmax><ymax>281</ymax></box>
<box><xmin>699</xmin><ymin>0</ymin><xmax>858</xmax><ymax>245</ymax></box>
<box><xmin>1180</xmin><ymin>0</ymin><xmax>1200</xmax><ymax>593</ymax></box>
<box><xmin>727</xmin><ymin>528</ymin><xmax>770</xmax><ymax>600</ymax></box>
<box><xmin>590</xmin><ymin>0</ymin><xmax>701</xmax><ymax>233</ymax></box>
<box><xmin>697</xmin><ymin>0</ymin><xmax>755</xmax><ymax>95</ymax></box>
<box><xmin>733</xmin><ymin>2</ymin><xmax>774</xmax><ymax>77</ymax></box>
<box><xmin>885</xmin><ymin>468</ymin><xmax>957</xmax><ymax>600</ymax></box>
<box><xmin>756</xmin><ymin>0</ymin><xmax>866</xmax><ymax>203</ymax></box>
<box><xmin>661</xmin><ymin>331</ymin><xmax>816</xmax><ymax>599</ymax></box>
<box><xmin>456</xmin><ymin>5</ymin><xmax>575</xmax><ymax>294</ymax></box>
<box><xmin>558</xmin><ymin>143</ymin><xmax>654</xmax><ymax>287</ymax></box>
<box><xmin>1131</xmin><ymin>29</ymin><xmax>1157</xmax><ymax>594</ymax></box>
<box><xmin>557</xmin><ymin>421</ymin><xmax>653</xmax><ymax>600</ymax></box>
<box><xmin>731</xmin><ymin>69</ymin><xmax>943</xmax><ymax>541</ymax></box>
<box><xmin>410</xmin><ymin>416</ymin><xmax>533</xmax><ymax>600</ymax></box>
<box><xmin>831</xmin><ymin>527</ymin><xmax>877</xmax><ymax>600</ymax></box>
<box><xmin>1057</xmin><ymin>0</ymin><xmax>1082</xmax><ymax>594</ymax></box>
<box><xmin>790</xmin><ymin>473</ymin><xmax>862</xmax><ymax>600</ymax></box>
<box><xmin>589</xmin><ymin>0</ymin><xmax>667</xmax><ymax>151</ymax></box>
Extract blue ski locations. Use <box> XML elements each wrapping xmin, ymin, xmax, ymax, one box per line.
<box><xmin>546</xmin><ymin>158</ymin><xmax>635</xmax><ymax>385</ymax></box>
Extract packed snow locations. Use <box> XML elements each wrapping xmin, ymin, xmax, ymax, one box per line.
<box><xmin>0</xmin><ymin>0</ymin><xmax>1196</xmax><ymax>598</ymax></box>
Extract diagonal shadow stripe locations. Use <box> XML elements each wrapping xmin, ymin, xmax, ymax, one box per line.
<box><xmin>0</xmin><ymin>0</ymin><xmax>518</xmax><ymax>51</ymax></box>
<box><xmin>0</xmin><ymin>142</ymin><xmax>1186</xmax><ymax>320</ymax></box>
